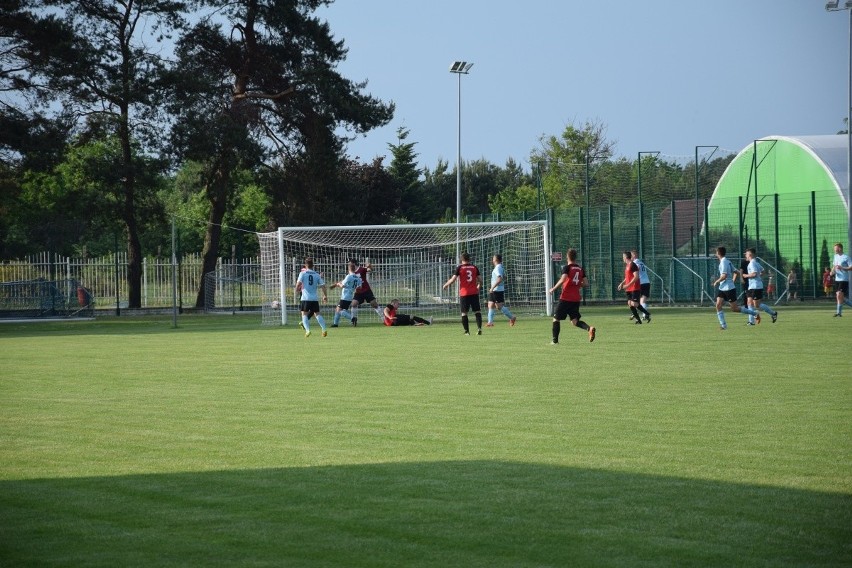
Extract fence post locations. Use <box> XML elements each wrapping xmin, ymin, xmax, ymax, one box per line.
<box><xmin>114</xmin><ymin>234</ymin><xmax>120</xmax><ymax>316</ymax></box>
<box><xmin>608</xmin><ymin>204</ymin><xmax>615</xmax><ymax>300</ymax></box>
<box><xmin>738</xmin><ymin>196</ymin><xmax>744</xmax><ymax>259</ymax></box>
<box><xmin>774</xmin><ymin>193</ymin><xmax>781</xmax><ymax>270</ymax></box>
<box><xmin>142</xmin><ymin>257</ymin><xmax>148</xmax><ymax>308</ymax></box>
<box><xmin>670</xmin><ymin>200</ymin><xmax>677</xmax><ymax>301</ymax></box>
<box><xmin>703</xmin><ymin>198</ymin><xmax>710</xmax><ymax>257</ymax></box>
<box><xmin>810</xmin><ymin>191</ymin><xmax>818</xmax><ymax>299</ymax></box>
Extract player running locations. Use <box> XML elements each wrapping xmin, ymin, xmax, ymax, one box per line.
<box><xmin>617</xmin><ymin>251</ymin><xmax>650</xmax><ymax>324</ymax></box>
<box><xmin>743</xmin><ymin>248</ymin><xmax>778</xmax><ymax>324</ymax></box>
<box><xmin>630</xmin><ymin>249</ymin><xmax>652</xmax><ymax>322</ymax></box>
<box><xmin>330</xmin><ymin>261</ymin><xmax>363</xmax><ymax>327</ymax></box>
<box><xmin>350</xmin><ymin>259</ymin><xmax>384</xmax><ymax>322</ymax></box>
<box><xmin>831</xmin><ymin>242</ymin><xmax>852</xmax><ymax>317</ymax></box>
<box><xmin>548</xmin><ymin>248</ymin><xmax>595</xmax><ymax>344</ymax></box>
<box><xmin>712</xmin><ymin>246</ymin><xmax>760</xmax><ymax>330</ymax></box>
<box><xmin>295</xmin><ymin>258</ymin><xmax>328</xmax><ymax>337</ymax></box>
<box><xmin>486</xmin><ymin>254</ymin><xmax>517</xmax><ymax>327</ymax></box>
<box><xmin>442</xmin><ymin>252</ymin><xmax>484</xmax><ymax>335</ymax></box>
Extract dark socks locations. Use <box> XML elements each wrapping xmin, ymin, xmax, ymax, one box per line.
<box><xmin>552</xmin><ymin>321</ymin><xmax>560</xmax><ymax>342</ymax></box>
<box><xmin>461</xmin><ymin>314</ymin><xmax>470</xmax><ymax>333</ymax></box>
<box><xmin>630</xmin><ymin>305</ymin><xmax>642</xmax><ymax>322</ymax></box>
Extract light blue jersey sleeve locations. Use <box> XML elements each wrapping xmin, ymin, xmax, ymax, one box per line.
<box><xmin>340</xmin><ymin>273</ymin><xmax>362</xmax><ymax>301</ymax></box>
<box><xmin>718</xmin><ymin>259</ymin><xmax>735</xmax><ymax>291</ymax></box>
<box><xmin>491</xmin><ymin>264</ymin><xmax>506</xmax><ymax>291</ymax></box>
<box><xmin>835</xmin><ymin>254</ymin><xmax>851</xmax><ymax>282</ymax></box>
<box><xmin>297</xmin><ymin>270</ymin><xmax>324</xmax><ymax>301</ymax></box>
<box><xmin>747</xmin><ymin>259</ymin><xmax>762</xmax><ymax>289</ymax></box>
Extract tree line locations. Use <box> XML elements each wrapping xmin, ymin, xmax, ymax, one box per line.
<box><xmin>0</xmin><ymin>0</ymin><xmax>733</xmax><ymax>307</ymax></box>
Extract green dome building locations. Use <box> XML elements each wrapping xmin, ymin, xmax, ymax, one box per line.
<box><xmin>706</xmin><ymin>134</ymin><xmax>849</xmax><ymax>293</ymax></box>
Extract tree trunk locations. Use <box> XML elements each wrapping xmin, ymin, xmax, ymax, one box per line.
<box><xmin>195</xmin><ymin>165</ymin><xmax>230</xmax><ymax>308</ymax></box>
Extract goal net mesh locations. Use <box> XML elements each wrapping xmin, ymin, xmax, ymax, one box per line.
<box><xmin>257</xmin><ymin>222</ymin><xmax>550</xmax><ymax>325</ymax></box>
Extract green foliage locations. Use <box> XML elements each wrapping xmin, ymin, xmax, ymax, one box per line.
<box><xmin>820</xmin><ymin>238</ymin><xmax>831</xmax><ymax>272</ymax></box>
<box><xmin>388</xmin><ymin>127</ymin><xmax>428</xmax><ymax>223</ymax></box>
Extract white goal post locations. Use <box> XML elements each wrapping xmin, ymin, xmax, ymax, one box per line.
<box><xmin>258</xmin><ymin>221</ymin><xmax>552</xmax><ymax>325</ymax></box>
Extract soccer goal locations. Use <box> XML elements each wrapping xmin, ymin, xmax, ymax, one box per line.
<box><xmin>257</xmin><ymin>221</ymin><xmax>552</xmax><ymax>325</ymax></box>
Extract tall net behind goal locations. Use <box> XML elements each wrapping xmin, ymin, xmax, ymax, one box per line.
<box><xmin>257</xmin><ymin>221</ymin><xmax>551</xmax><ymax>325</ymax></box>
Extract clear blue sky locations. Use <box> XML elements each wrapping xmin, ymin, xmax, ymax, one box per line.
<box><xmin>316</xmin><ymin>0</ymin><xmax>848</xmax><ymax>170</ymax></box>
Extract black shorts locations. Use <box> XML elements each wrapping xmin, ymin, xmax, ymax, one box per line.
<box><xmin>353</xmin><ymin>290</ymin><xmax>376</xmax><ymax>305</ymax></box>
<box><xmin>392</xmin><ymin>314</ymin><xmax>414</xmax><ymax>326</ymax></box>
<box><xmin>640</xmin><ymin>283</ymin><xmax>651</xmax><ymax>297</ymax></box>
<box><xmin>488</xmin><ymin>291</ymin><xmax>505</xmax><ymax>304</ymax></box>
<box><xmin>746</xmin><ymin>289</ymin><xmax>764</xmax><ymax>301</ymax></box>
<box><xmin>835</xmin><ymin>281</ymin><xmax>850</xmax><ymax>296</ymax></box>
<box><xmin>716</xmin><ymin>289</ymin><xmax>737</xmax><ymax>302</ymax></box>
<box><xmin>300</xmin><ymin>300</ymin><xmax>320</xmax><ymax>315</ymax></box>
<box><xmin>625</xmin><ymin>290</ymin><xmax>641</xmax><ymax>302</ymax></box>
<box><xmin>337</xmin><ymin>299</ymin><xmax>352</xmax><ymax>310</ymax></box>
<box><xmin>460</xmin><ymin>294</ymin><xmax>481</xmax><ymax>313</ymax></box>
<box><xmin>554</xmin><ymin>300</ymin><xmax>581</xmax><ymax>321</ymax></box>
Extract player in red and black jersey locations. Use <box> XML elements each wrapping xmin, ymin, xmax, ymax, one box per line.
<box><xmin>548</xmin><ymin>248</ymin><xmax>595</xmax><ymax>344</ymax></box>
<box><xmin>349</xmin><ymin>258</ymin><xmax>384</xmax><ymax>323</ymax></box>
<box><xmin>383</xmin><ymin>299</ymin><xmax>432</xmax><ymax>326</ymax></box>
<box><xmin>442</xmin><ymin>252</ymin><xmax>483</xmax><ymax>335</ymax></box>
<box><xmin>616</xmin><ymin>250</ymin><xmax>648</xmax><ymax>324</ymax></box>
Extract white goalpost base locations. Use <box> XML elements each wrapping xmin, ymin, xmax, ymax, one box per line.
<box><xmin>258</xmin><ymin>221</ymin><xmax>551</xmax><ymax>325</ymax></box>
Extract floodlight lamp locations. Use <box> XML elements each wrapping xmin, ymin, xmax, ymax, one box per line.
<box><xmin>845</xmin><ymin>0</ymin><xmax>852</xmax><ymax>9</ymax></box>
<box><xmin>826</xmin><ymin>0</ymin><xmax>840</xmax><ymax>9</ymax></box>
<box><xmin>449</xmin><ymin>61</ymin><xmax>473</xmax><ymax>74</ymax></box>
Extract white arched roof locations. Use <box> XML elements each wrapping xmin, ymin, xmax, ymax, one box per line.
<box><xmin>770</xmin><ymin>134</ymin><xmax>849</xmax><ymax>207</ymax></box>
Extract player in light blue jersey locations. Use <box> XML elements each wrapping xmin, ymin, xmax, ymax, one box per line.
<box><xmin>712</xmin><ymin>246</ymin><xmax>759</xmax><ymax>330</ymax></box>
<box><xmin>295</xmin><ymin>258</ymin><xmax>328</xmax><ymax>337</ymax></box>
<box><xmin>486</xmin><ymin>254</ymin><xmax>516</xmax><ymax>327</ymax></box>
<box><xmin>831</xmin><ymin>242</ymin><xmax>852</xmax><ymax>317</ymax></box>
<box><xmin>331</xmin><ymin>261</ymin><xmax>363</xmax><ymax>327</ymax></box>
<box><xmin>743</xmin><ymin>248</ymin><xmax>778</xmax><ymax>324</ymax></box>
<box><xmin>631</xmin><ymin>249</ymin><xmax>652</xmax><ymax>322</ymax></box>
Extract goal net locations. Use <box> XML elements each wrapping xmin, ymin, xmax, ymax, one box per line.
<box><xmin>257</xmin><ymin>221</ymin><xmax>551</xmax><ymax>325</ymax></box>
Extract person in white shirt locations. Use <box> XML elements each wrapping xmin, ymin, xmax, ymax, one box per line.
<box><xmin>743</xmin><ymin>248</ymin><xmax>778</xmax><ymax>324</ymax></box>
<box><xmin>831</xmin><ymin>242</ymin><xmax>852</xmax><ymax>317</ymax></box>
<box><xmin>330</xmin><ymin>261</ymin><xmax>363</xmax><ymax>327</ymax></box>
<box><xmin>486</xmin><ymin>254</ymin><xmax>516</xmax><ymax>327</ymax></box>
<box><xmin>711</xmin><ymin>246</ymin><xmax>759</xmax><ymax>330</ymax></box>
<box><xmin>295</xmin><ymin>258</ymin><xmax>328</xmax><ymax>337</ymax></box>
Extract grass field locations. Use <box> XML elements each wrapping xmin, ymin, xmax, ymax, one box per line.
<box><xmin>1</xmin><ymin>305</ymin><xmax>850</xmax><ymax>567</ymax></box>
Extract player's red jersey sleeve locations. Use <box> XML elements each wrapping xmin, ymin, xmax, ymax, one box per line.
<box><xmin>456</xmin><ymin>264</ymin><xmax>480</xmax><ymax>297</ymax></box>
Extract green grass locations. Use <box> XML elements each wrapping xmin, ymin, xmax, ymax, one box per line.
<box><xmin>1</xmin><ymin>306</ymin><xmax>850</xmax><ymax>566</ymax></box>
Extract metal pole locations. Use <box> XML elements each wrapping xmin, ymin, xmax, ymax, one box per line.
<box><xmin>171</xmin><ymin>217</ymin><xmax>178</xmax><ymax>328</ymax></box>
<box><xmin>848</xmin><ymin>8</ymin><xmax>852</xmax><ymax>251</ymax></box>
<box><xmin>456</xmin><ymin>70</ymin><xmax>462</xmax><ymax>262</ymax></box>
<box><xmin>114</xmin><ymin>232</ymin><xmax>120</xmax><ymax>316</ymax></box>
<box><xmin>753</xmin><ymin>140</ymin><xmax>760</xmax><ymax>252</ymax></box>
<box><xmin>638</xmin><ymin>153</ymin><xmax>642</xmax><ymax>258</ymax></box>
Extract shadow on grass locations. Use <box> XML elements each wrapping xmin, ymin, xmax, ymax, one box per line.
<box><xmin>1</xmin><ymin>461</ymin><xmax>849</xmax><ymax>567</ymax></box>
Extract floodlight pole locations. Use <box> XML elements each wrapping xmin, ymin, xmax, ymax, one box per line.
<box><xmin>827</xmin><ymin>1</ymin><xmax>852</xmax><ymax>251</ymax></box>
<box><xmin>637</xmin><ymin>151</ymin><xmax>660</xmax><ymax>260</ymax></box>
<box><xmin>450</xmin><ymin>61</ymin><xmax>473</xmax><ymax>261</ymax></box>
